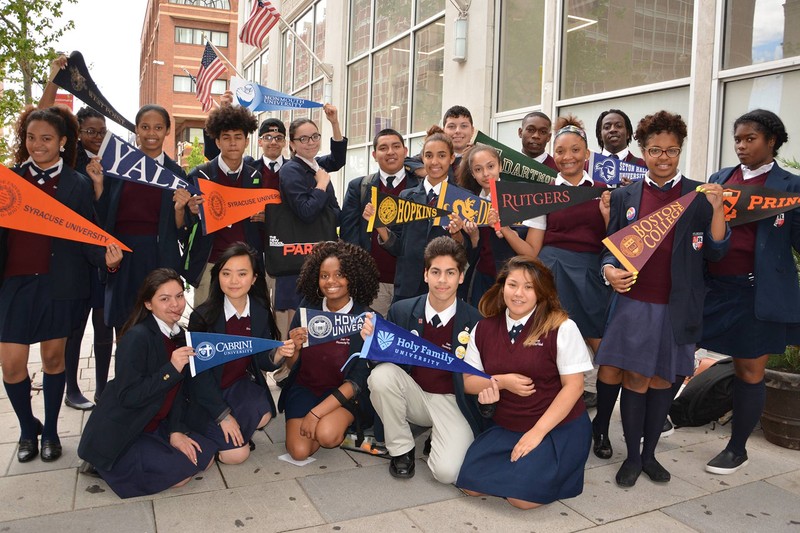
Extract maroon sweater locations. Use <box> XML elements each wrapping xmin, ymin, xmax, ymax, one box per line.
<box><xmin>372</xmin><ymin>177</ymin><xmax>406</xmax><ymax>283</ymax></box>
<box><xmin>411</xmin><ymin>319</ymin><xmax>455</xmax><ymax>394</ymax></box>
<box><xmin>542</xmin><ymin>182</ymin><xmax>607</xmax><ymax>253</ymax></box>
<box><xmin>295</xmin><ymin>337</ymin><xmax>351</xmax><ymax>396</ymax></box>
<box><xmin>144</xmin><ymin>335</ymin><xmax>183</xmax><ymax>432</ymax></box>
<box><xmin>115</xmin><ymin>180</ymin><xmax>162</xmax><ymax>236</ymax></box>
<box><xmin>220</xmin><ymin>315</ymin><xmax>253</xmax><ymax>389</ymax></box>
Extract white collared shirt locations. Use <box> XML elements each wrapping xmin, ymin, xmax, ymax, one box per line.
<box><xmin>153</xmin><ymin>315</ymin><xmax>182</xmax><ymax>337</ymax></box>
<box><xmin>741</xmin><ymin>162</ymin><xmax>774</xmax><ymax>180</ymax></box>
<box><xmin>602</xmin><ymin>148</ymin><xmax>630</xmax><ymax>160</ymax></box>
<box><xmin>297</xmin><ymin>155</ymin><xmax>320</xmax><ymax>172</ymax></box>
<box><xmin>85</xmin><ymin>149</ymin><xmax>97</xmax><ymax>159</ymax></box>
<box><xmin>425</xmin><ymin>296</ymin><xmax>457</xmax><ymax>327</ymax></box>
<box><xmin>554</xmin><ymin>171</ymin><xmax>593</xmax><ymax>187</ymax></box>
<box><xmin>379</xmin><ymin>168</ymin><xmax>403</xmax><ymax>188</ymax></box>
<box><xmin>224</xmin><ymin>295</ymin><xmax>251</xmax><ymax>321</ymax></box>
<box><xmin>218</xmin><ymin>156</ymin><xmax>243</xmax><ymax>175</ymax></box>
<box><xmin>24</xmin><ymin>157</ymin><xmax>64</xmax><ymax>177</ymax></box>
<box><xmin>423</xmin><ymin>177</ymin><xmax>446</xmax><ymax>196</ymax></box>
<box><xmin>534</xmin><ymin>152</ymin><xmax>550</xmax><ymax>164</ymax></box>
<box><xmin>644</xmin><ymin>171</ymin><xmax>683</xmax><ymax>190</ymax></box>
<box><xmin>262</xmin><ymin>156</ymin><xmax>284</xmax><ymax>173</ymax></box>
<box><xmin>322</xmin><ymin>297</ymin><xmax>354</xmax><ymax>314</ymax></box>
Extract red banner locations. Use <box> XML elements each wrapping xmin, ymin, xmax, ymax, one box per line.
<box><xmin>722</xmin><ymin>184</ymin><xmax>800</xmax><ymax>227</ymax></box>
<box><xmin>196</xmin><ymin>179</ymin><xmax>281</xmax><ymax>235</ymax></box>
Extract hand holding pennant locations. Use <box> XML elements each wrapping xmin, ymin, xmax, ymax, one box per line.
<box><xmin>366</xmin><ymin>187</ymin><xmax>452</xmax><ymax>232</ymax></box>
<box><xmin>0</xmin><ymin>164</ymin><xmax>131</xmax><ymax>251</ymax></box>
<box><xmin>186</xmin><ymin>331</ymin><xmax>285</xmax><ymax>376</ymax></box>
<box><xmin>489</xmin><ymin>179</ymin><xmax>605</xmax><ymax>227</ymax></box>
<box><xmin>434</xmin><ymin>181</ymin><xmax>493</xmax><ymax>227</ymax></box>
<box><xmin>196</xmin><ymin>180</ymin><xmax>281</xmax><ymax>235</ymax></box>
<box><xmin>300</xmin><ymin>307</ymin><xmax>366</xmax><ymax>347</ymax></box>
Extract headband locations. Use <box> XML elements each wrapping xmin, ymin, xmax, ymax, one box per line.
<box><xmin>554</xmin><ymin>125</ymin><xmax>587</xmax><ymax>143</ymax></box>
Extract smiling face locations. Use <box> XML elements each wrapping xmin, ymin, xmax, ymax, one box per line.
<box><xmin>372</xmin><ymin>133</ymin><xmax>407</xmax><ymax>175</ymax></box>
<box><xmin>503</xmin><ymin>268</ymin><xmax>537</xmax><ymax>320</ymax></box>
<box><xmin>423</xmin><ymin>139</ymin><xmax>455</xmax><ymax>186</ymax></box>
<box><xmin>553</xmin><ymin>133</ymin><xmax>589</xmax><ymax>182</ymax></box>
<box><xmin>469</xmin><ymin>149</ymin><xmax>501</xmax><ymax>192</ymax></box>
<box><xmin>258</xmin><ymin>127</ymin><xmax>286</xmax><ymax>161</ymax></box>
<box><xmin>519</xmin><ymin>115</ymin><xmax>552</xmax><ymax>158</ymax></box>
<box><xmin>642</xmin><ymin>132</ymin><xmax>682</xmax><ymax>184</ymax></box>
<box><xmin>78</xmin><ymin>116</ymin><xmax>107</xmax><ymax>155</ymax></box>
<box><xmin>444</xmin><ymin>115</ymin><xmax>474</xmax><ymax>154</ymax></box>
<box><xmin>25</xmin><ymin>120</ymin><xmax>66</xmax><ymax>169</ymax></box>
<box><xmin>600</xmin><ymin>112</ymin><xmax>629</xmax><ymax>154</ymax></box>
<box><xmin>318</xmin><ymin>256</ymin><xmax>350</xmax><ymax>310</ymax></box>
<box><xmin>289</xmin><ymin>122</ymin><xmax>321</xmax><ymax>160</ymax></box>
<box><xmin>136</xmin><ymin>110</ymin><xmax>170</xmax><ymax>158</ymax></box>
<box><xmin>734</xmin><ymin>122</ymin><xmax>774</xmax><ymax>169</ymax></box>
<box><xmin>218</xmin><ymin>254</ymin><xmax>256</xmax><ymax>304</ymax></box>
<box><xmin>144</xmin><ymin>280</ymin><xmax>186</xmax><ymax>328</ymax></box>
<box><xmin>424</xmin><ymin>254</ymin><xmax>464</xmax><ymax>309</ymax></box>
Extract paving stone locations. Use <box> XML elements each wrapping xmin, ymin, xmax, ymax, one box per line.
<box><xmin>297</xmin><ymin>462</ymin><xmax>462</xmax><ymax>523</ymax></box>
<box><xmin>404</xmin><ymin>494</ymin><xmax>594</xmax><ymax>532</ymax></box>
<box><xmin>264</xmin><ymin>412</ymin><xmax>286</xmax><ymax>443</ymax></box>
<box><xmin>293</xmin><ymin>510</ymin><xmax>418</xmax><ymax>532</ymax></box>
<box><xmin>663</xmin><ymin>481</ymin><xmax>800</xmax><ymax>533</ymax></box>
<box><xmin>6</xmin><ymin>435</ymin><xmax>82</xmax><ymax>476</ymax></box>
<box><xmin>561</xmin><ymin>460</ymin><xmax>708</xmax><ymax>525</ymax></box>
<box><xmin>581</xmin><ymin>510</ymin><xmax>696</xmax><ymax>532</ymax></box>
<box><xmin>29</xmin><ymin>394</ymin><xmax>87</xmax><ymax>440</ymax></box>
<box><xmin>153</xmin><ymin>479</ymin><xmax>324</xmax><ymax>533</ymax></box>
<box><xmin>766</xmin><ymin>469</ymin><xmax>800</xmax><ymax>497</ymax></box>
<box><xmin>0</xmin><ymin>469</ymin><xmax>75</xmax><ymax>522</ymax></box>
<box><xmin>0</xmin><ymin>500</ymin><xmax>155</xmax><ymax>533</ymax></box>
<box><xmin>0</xmin><ymin>442</ymin><xmax>15</xmax><ymax>476</ymax></box>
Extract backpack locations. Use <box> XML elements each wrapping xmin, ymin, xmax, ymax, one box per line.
<box><xmin>669</xmin><ymin>358</ymin><xmax>735</xmax><ymax>428</ymax></box>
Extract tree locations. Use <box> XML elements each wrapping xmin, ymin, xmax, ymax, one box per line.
<box><xmin>185</xmin><ymin>137</ymin><xmax>207</xmax><ymax>172</ymax></box>
<box><xmin>0</xmin><ymin>0</ymin><xmax>76</xmax><ymax>163</ymax></box>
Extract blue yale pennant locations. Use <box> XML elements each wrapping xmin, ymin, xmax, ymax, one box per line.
<box><xmin>300</xmin><ymin>308</ymin><xmax>366</xmax><ymax>347</ymax></box>
<box><xmin>589</xmin><ymin>153</ymin><xmax>647</xmax><ymax>186</ymax></box>
<box><xmin>186</xmin><ymin>331</ymin><xmax>284</xmax><ymax>376</ymax></box>
<box><xmin>346</xmin><ymin>315</ymin><xmax>490</xmax><ymax>379</ymax></box>
<box><xmin>98</xmin><ymin>132</ymin><xmax>201</xmax><ymax>195</ymax></box>
<box><xmin>435</xmin><ymin>181</ymin><xmax>493</xmax><ymax>227</ymax></box>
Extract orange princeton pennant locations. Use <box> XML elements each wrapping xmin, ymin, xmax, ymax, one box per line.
<box><xmin>0</xmin><ymin>164</ymin><xmax>131</xmax><ymax>251</ymax></box>
<box><xmin>197</xmin><ymin>179</ymin><xmax>281</xmax><ymax>235</ymax></box>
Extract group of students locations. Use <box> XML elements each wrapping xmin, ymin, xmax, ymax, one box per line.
<box><xmin>1</xmin><ymin>52</ymin><xmax>799</xmax><ymax>508</ymax></box>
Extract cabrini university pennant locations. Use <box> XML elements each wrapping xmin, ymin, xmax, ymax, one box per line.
<box><xmin>186</xmin><ymin>331</ymin><xmax>284</xmax><ymax>376</ymax></box>
<box><xmin>366</xmin><ymin>188</ymin><xmax>452</xmax><ymax>231</ymax></box>
<box><xmin>196</xmin><ymin>179</ymin><xmax>281</xmax><ymax>235</ymax></box>
<box><xmin>490</xmin><ymin>179</ymin><xmax>605</xmax><ymax>227</ymax></box>
<box><xmin>435</xmin><ymin>181</ymin><xmax>492</xmax><ymax>227</ymax></box>
<box><xmin>300</xmin><ymin>308</ymin><xmax>367</xmax><ymax>347</ymax></box>
<box><xmin>722</xmin><ymin>184</ymin><xmax>800</xmax><ymax>227</ymax></box>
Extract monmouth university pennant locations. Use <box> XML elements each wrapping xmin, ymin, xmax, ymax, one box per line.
<box><xmin>491</xmin><ymin>179</ymin><xmax>604</xmax><ymax>227</ymax></box>
<box><xmin>186</xmin><ymin>331</ymin><xmax>284</xmax><ymax>376</ymax></box>
<box><xmin>300</xmin><ymin>308</ymin><xmax>366</xmax><ymax>347</ymax></box>
<box><xmin>473</xmin><ymin>131</ymin><xmax>556</xmax><ymax>185</ymax></box>
<box><xmin>366</xmin><ymin>187</ymin><xmax>452</xmax><ymax>231</ymax></box>
<box><xmin>196</xmin><ymin>179</ymin><xmax>281</xmax><ymax>235</ymax></box>
<box><xmin>603</xmin><ymin>191</ymin><xmax>697</xmax><ymax>275</ymax></box>
<box><xmin>435</xmin><ymin>181</ymin><xmax>492</xmax><ymax>227</ymax></box>
<box><xmin>347</xmin><ymin>314</ymin><xmax>491</xmax><ymax>379</ymax></box>
<box><xmin>0</xmin><ymin>164</ymin><xmax>131</xmax><ymax>251</ymax></box>
<box><xmin>722</xmin><ymin>184</ymin><xmax>800</xmax><ymax>227</ymax></box>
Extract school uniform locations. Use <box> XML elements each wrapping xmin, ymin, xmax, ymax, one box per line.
<box><xmin>340</xmin><ymin>170</ymin><xmax>420</xmax><ymax>314</ymax></box>
<box><xmin>404</xmin><ymin>154</ymin><xmax>462</xmax><ymax>180</ymax></box>
<box><xmin>96</xmin><ymin>153</ymin><xmax>186</xmax><ymax>328</ymax></box>
<box><xmin>78</xmin><ymin>315</ymin><xmax>216</xmax><ymax>498</ymax></box>
<box><xmin>186</xmin><ymin>296</ymin><xmax>280</xmax><ymax>450</ymax></box>
<box><xmin>368</xmin><ymin>294</ymin><xmax>484</xmax><ymax>483</ymax></box>
<box><xmin>534</xmin><ymin>151</ymin><xmax>559</xmax><ymax>172</ymax></box>
<box><xmin>457</xmin><ymin>312</ymin><xmax>593</xmax><ymax>503</ymax></box>
<box><xmin>701</xmin><ymin>163</ymin><xmax>800</xmax><ymax>357</ymax></box>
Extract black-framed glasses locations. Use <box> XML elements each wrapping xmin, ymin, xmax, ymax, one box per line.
<box><xmin>646</xmin><ymin>147</ymin><xmax>681</xmax><ymax>158</ymax></box>
<box><xmin>292</xmin><ymin>133</ymin><xmax>321</xmax><ymax>144</ymax></box>
<box><xmin>260</xmin><ymin>134</ymin><xmax>285</xmax><ymax>143</ymax></box>
<box><xmin>79</xmin><ymin>128</ymin><xmax>108</xmax><ymax>138</ymax></box>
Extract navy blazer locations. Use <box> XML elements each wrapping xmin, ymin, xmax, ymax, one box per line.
<box><xmin>710</xmin><ymin>164</ymin><xmax>800</xmax><ymax>322</ymax></box>
<box><xmin>385</xmin><ymin>294</ymin><xmax>486</xmax><ymax>437</ymax></box>
<box><xmin>185</xmin><ymin>297</ymin><xmax>280</xmax><ymax>430</ymax></box>
<box><xmin>78</xmin><ymin>315</ymin><xmax>189</xmax><ymax>470</ymax></box>
<box><xmin>95</xmin><ymin>155</ymin><xmax>185</xmax><ymax>273</ymax></box>
<box><xmin>279</xmin><ymin>138</ymin><xmax>347</xmax><ymax>224</ymax></box>
<box><xmin>340</xmin><ymin>170</ymin><xmax>420</xmax><ymax>249</ymax></box>
<box><xmin>0</xmin><ymin>165</ymin><xmax>105</xmax><ymax>299</ymax></box>
<box><xmin>184</xmin><ymin>158</ymin><xmax>264</xmax><ymax>286</ymax></box>
<box><xmin>601</xmin><ymin>177</ymin><xmax>730</xmax><ymax>344</ymax></box>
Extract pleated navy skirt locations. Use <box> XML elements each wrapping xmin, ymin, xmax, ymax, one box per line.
<box><xmin>105</xmin><ymin>234</ymin><xmax>159</xmax><ymax>329</ymax></box>
<box><xmin>96</xmin><ymin>421</ymin><xmax>216</xmax><ymax>499</ymax></box>
<box><xmin>274</xmin><ymin>274</ymin><xmax>301</xmax><ymax>311</ymax></box>
<box><xmin>0</xmin><ymin>274</ymin><xmax>81</xmax><ymax>343</ymax></box>
<box><xmin>201</xmin><ymin>377</ymin><xmax>274</xmax><ymax>450</ymax></box>
<box><xmin>456</xmin><ymin>412</ymin><xmax>591</xmax><ymax>504</ymax></box>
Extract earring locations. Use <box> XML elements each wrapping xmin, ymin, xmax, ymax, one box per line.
<box><xmin>59</xmin><ymin>146</ymin><xmax>65</xmax><ymax>153</ymax></box>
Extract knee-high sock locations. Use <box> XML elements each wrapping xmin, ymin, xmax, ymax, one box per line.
<box><xmin>42</xmin><ymin>371</ymin><xmax>66</xmax><ymax>441</ymax></box>
<box><xmin>592</xmin><ymin>379</ymin><xmax>621</xmax><ymax>435</ymax></box>
<box><xmin>620</xmin><ymin>387</ymin><xmax>647</xmax><ymax>465</ymax></box>
<box><xmin>64</xmin><ymin>305</ymin><xmax>91</xmax><ymax>396</ymax></box>
<box><xmin>727</xmin><ymin>377</ymin><xmax>765</xmax><ymax>456</ymax></box>
<box><xmin>4</xmin><ymin>377</ymin><xmax>37</xmax><ymax>439</ymax></box>
<box><xmin>641</xmin><ymin>387</ymin><xmax>675</xmax><ymax>462</ymax></box>
<box><xmin>92</xmin><ymin>307</ymin><xmax>113</xmax><ymax>399</ymax></box>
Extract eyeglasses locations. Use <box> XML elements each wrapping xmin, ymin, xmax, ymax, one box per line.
<box><xmin>646</xmin><ymin>147</ymin><xmax>681</xmax><ymax>158</ymax></box>
<box><xmin>79</xmin><ymin>128</ymin><xmax>108</xmax><ymax>138</ymax></box>
<box><xmin>260</xmin><ymin>134</ymin><xmax>285</xmax><ymax>143</ymax></box>
<box><xmin>292</xmin><ymin>133</ymin><xmax>321</xmax><ymax>144</ymax></box>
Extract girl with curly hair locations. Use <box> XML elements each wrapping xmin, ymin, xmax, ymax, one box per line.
<box><xmin>700</xmin><ymin>109</ymin><xmax>800</xmax><ymax>475</ymax></box>
<box><xmin>278</xmin><ymin>241</ymin><xmax>379</xmax><ymax>460</ymax></box>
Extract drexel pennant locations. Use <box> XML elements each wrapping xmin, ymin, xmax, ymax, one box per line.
<box><xmin>346</xmin><ymin>315</ymin><xmax>490</xmax><ymax>379</ymax></box>
<box><xmin>186</xmin><ymin>331</ymin><xmax>284</xmax><ymax>376</ymax></box>
<box><xmin>434</xmin><ymin>181</ymin><xmax>492</xmax><ymax>227</ymax></box>
<box><xmin>300</xmin><ymin>308</ymin><xmax>366</xmax><ymax>347</ymax></box>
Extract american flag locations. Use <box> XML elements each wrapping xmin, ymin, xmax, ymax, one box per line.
<box><xmin>239</xmin><ymin>0</ymin><xmax>280</xmax><ymax>48</ymax></box>
<box><xmin>196</xmin><ymin>43</ymin><xmax>226</xmax><ymax>112</ymax></box>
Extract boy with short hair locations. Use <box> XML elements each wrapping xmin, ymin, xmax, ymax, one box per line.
<box><xmin>405</xmin><ymin>105</ymin><xmax>475</xmax><ymax>178</ymax></box>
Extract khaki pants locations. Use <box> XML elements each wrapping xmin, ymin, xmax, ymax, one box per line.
<box><xmin>192</xmin><ymin>265</ymin><xmax>214</xmax><ymax>307</ymax></box>
<box><xmin>370</xmin><ymin>282</ymin><xmax>394</xmax><ymax>317</ymax></box>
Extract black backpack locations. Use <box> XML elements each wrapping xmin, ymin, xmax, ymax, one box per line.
<box><xmin>670</xmin><ymin>358</ymin><xmax>735</xmax><ymax>428</ymax></box>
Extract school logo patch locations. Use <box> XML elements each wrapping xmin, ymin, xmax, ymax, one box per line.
<box><xmin>692</xmin><ymin>232</ymin><xmax>703</xmax><ymax>251</ymax></box>
<box><xmin>458</xmin><ymin>331</ymin><xmax>470</xmax><ymax>345</ymax></box>
<box><xmin>775</xmin><ymin>213</ymin><xmax>785</xmax><ymax>228</ymax></box>
<box><xmin>195</xmin><ymin>342</ymin><xmax>216</xmax><ymax>361</ymax></box>
<box><xmin>377</xmin><ymin>330</ymin><xmax>395</xmax><ymax>350</ymax></box>
<box><xmin>378</xmin><ymin>196</ymin><xmax>398</xmax><ymax>226</ymax></box>
<box><xmin>626</xmin><ymin>207</ymin><xmax>636</xmax><ymax>221</ymax></box>
<box><xmin>0</xmin><ymin>181</ymin><xmax>21</xmax><ymax>218</ymax></box>
<box><xmin>207</xmin><ymin>191</ymin><xmax>226</xmax><ymax>220</ymax></box>
<box><xmin>620</xmin><ymin>234</ymin><xmax>644</xmax><ymax>258</ymax></box>
<box><xmin>722</xmin><ymin>188</ymin><xmax>741</xmax><ymax>222</ymax></box>
<box><xmin>455</xmin><ymin>346</ymin><xmax>466</xmax><ymax>359</ymax></box>
<box><xmin>307</xmin><ymin>315</ymin><xmax>333</xmax><ymax>339</ymax></box>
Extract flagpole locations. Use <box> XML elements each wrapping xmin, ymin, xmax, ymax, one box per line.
<box><xmin>277</xmin><ymin>18</ymin><xmax>333</xmax><ymax>81</ymax></box>
<box><xmin>203</xmin><ymin>36</ymin><xmax>246</xmax><ymax>79</ymax></box>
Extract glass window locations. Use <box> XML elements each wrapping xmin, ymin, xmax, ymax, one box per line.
<box><xmin>723</xmin><ymin>0</ymin><xmax>799</xmax><ymax>69</ymax></box>
<box><xmin>347</xmin><ymin>57</ymin><xmax>370</xmax><ymax>143</ymax></box>
<box><xmin>344</xmin><ymin>146</ymin><xmax>370</xmax><ymax>181</ymax></box>
<box><xmin>497</xmin><ymin>0</ymin><xmax>545</xmax><ymax>112</ymax></box>
<box><xmin>411</xmin><ymin>20</ymin><xmax>444</xmax><ymax>132</ymax></box>
<box><xmin>416</xmin><ymin>0</ymin><xmax>444</xmax><ymax>23</ymax></box>
<box><xmin>173</xmin><ymin>75</ymin><xmax>194</xmax><ymax>92</ymax></box>
<box><xmin>294</xmin><ymin>10</ymin><xmax>314</xmax><ymax>89</ymax></box>
<box><xmin>211</xmin><ymin>79</ymin><xmax>227</xmax><ymax>95</ymax></box>
<box><xmin>374</xmin><ymin>0</ymin><xmax>412</xmax><ymax>48</ymax></box>
<box><xmin>560</xmin><ymin>0</ymin><xmax>694</xmax><ymax>100</ymax></box>
<box><xmin>210</xmin><ymin>31</ymin><xmax>228</xmax><ymax>48</ymax></box>
<box><xmin>349</xmin><ymin>0</ymin><xmax>372</xmax><ymax>58</ymax></box>
<box><xmin>314</xmin><ymin>0</ymin><xmax>327</xmax><ymax>79</ymax></box>
<box><xmin>174</xmin><ymin>27</ymin><xmax>228</xmax><ymax>47</ymax></box>
<box><xmin>283</xmin><ymin>32</ymin><xmax>294</xmax><ymax>93</ymax></box>
<box><xmin>169</xmin><ymin>0</ymin><xmax>230</xmax><ymax>9</ymax></box>
<box><xmin>260</xmin><ymin>49</ymin><xmax>270</xmax><ymax>86</ymax></box>
<box><xmin>719</xmin><ymin>72</ymin><xmax>800</xmax><ymax>168</ymax></box>
<box><xmin>372</xmin><ymin>36</ymin><xmax>410</xmax><ymax>136</ymax></box>
<box><xmin>311</xmin><ymin>80</ymin><xmax>324</xmax><ymax>125</ymax></box>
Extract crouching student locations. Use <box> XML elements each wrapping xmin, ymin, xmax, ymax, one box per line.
<box><xmin>78</xmin><ymin>269</ymin><xmax>216</xmax><ymax>498</ymax></box>
<box><xmin>457</xmin><ymin>257</ymin><xmax>593</xmax><ymax>509</ymax></box>
<box><xmin>362</xmin><ymin>236</ymin><xmax>483</xmax><ymax>483</ymax></box>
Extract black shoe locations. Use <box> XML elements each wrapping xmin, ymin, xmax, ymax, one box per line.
<box><xmin>65</xmin><ymin>393</ymin><xmax>94</xmax><ymax>411</ymax></box>
<box><xmin>583</xmin><ymin>391</ymin><xmax>598</xmax><ymax>408</ymax></box>
<box><xmin>642</xmin><ymin>459</ymin><xmax>671</xmax><ymax>482</ymax></box>
<box><xmin>615</xmin><ymin>459</ymin><xmax>642</xmax><ymax>487</ymax></box>
<box><xmin>422</xmin><ymin>436</ymin><xmax>432</xmax><ymax>456</ymax></box>
<box><xmin>249</xmin><ymin>439</ymin><xmax>256</xmax><ymax>451</ymax></box>
<box><xmin>592</xmin><ymin>432</ymin><xmax>613</xmax><ymax>459</ymax></box>
<box><xmin>389</xmin><ymin>448</ymin><xmax>415</xmax><ymax>479</ymax></box>
<box><xmin>17</xmin><ymin>419</ymin><xmax>43</xmax><ymax>463</ymax></box>
<box><xmin>705</xmin><ymin>449</ymin><xmax>749</xmax><ymax>475</ymax></box>
<box><xmin>79</xmin><ymin>461</ymin><xmax>101</xmax><ymax>478</ymax></box>
<box><xmin>40</xmin><ymin>439</ymin><xmax>62</xmax><ymax>462</ymax></box>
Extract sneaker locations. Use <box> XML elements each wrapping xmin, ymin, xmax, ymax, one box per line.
<box><xmin>661</xmin><ymin>418</ymin><xmax>674</xmax><ymax>437</ymax></box>
<box><xmin>705</xmin><ymin>449</ymin><xmax>748</xmax><ymax>475</ymax></box>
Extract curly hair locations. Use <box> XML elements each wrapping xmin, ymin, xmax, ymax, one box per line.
<box><xmin>76</xmin><ymin>106</ymin><xmax>104</xmax><ymax>125</ymax></box>
<box><xmin>595</xmin><ymin>109</ymin><xmax>634</xmax><ymax>149</ymax></box>
<box><xmin>423</xmin><ymin>124</ymin><xmax>454</xmax><ymax>155</ymax></box>
<box><xmin>634</xmin><ymin>111</ymin><xmax>688</xmax><ymax>149</ymax></box>
<box><xmin>457</xmin><ymin>143</ymin><xmax>500</xmax><ymax>194</ymax></box>
<box><xmin>205</xmin><ymin>105</ymin><xmax>258</xmax><ymax>139</ymax></box>
<box><xmin>734</xmin><ymin>109</ymin><xmax>789</xmax><ymax>157</ymax></box>
<box><xmin>14</xmin><ymin>105</ymin><xmax>79</xmax><ymax>168</ymax></box>
<box><xmin>296</xmin><ymin>240</ymin><xmax>379</xmax><ymax>307</ymax></box>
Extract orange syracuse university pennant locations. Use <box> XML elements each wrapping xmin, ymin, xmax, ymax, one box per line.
<box><xmin>0</xmin><ymin>164</ymin><xmax>131</xmax><ymax>251</ymax></box>
<box><xmin>197</xmin><ymin>179</ymin><xmax>281</xmax><ymax>235</ymax></box>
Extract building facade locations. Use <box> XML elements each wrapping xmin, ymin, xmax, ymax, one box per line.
<box><xmin>233</xmin><ymin>0</ymin><xmax>800</xmax><ymax>196</ymax></box>
<box><xmin>140</xmin><ymin>0</ymin><xmax>241</xmax><ymax>159</ymax></box>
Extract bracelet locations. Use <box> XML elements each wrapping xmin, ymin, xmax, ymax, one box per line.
<box><xmin>330</xmin><ymin>388</ymin><xmax>349</xmax><ymax>407</ymax></box>
<box><xmin>309</xmin><ymin>410</ymin><xmax>320</xmax><ymax>419</ymax></box>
